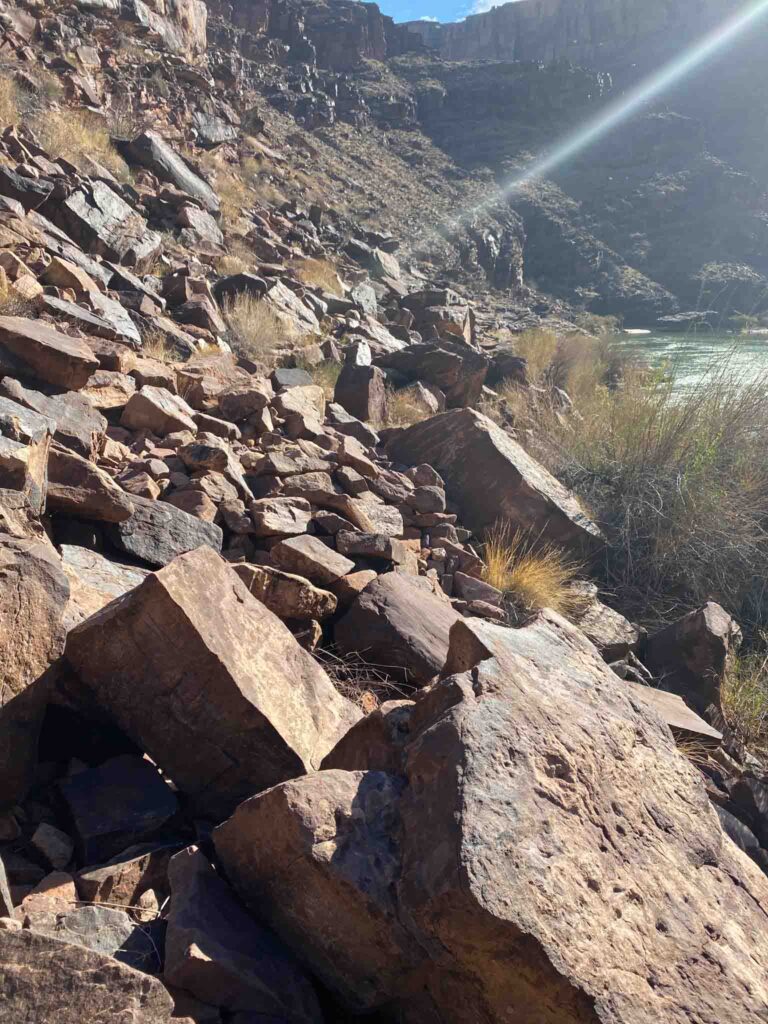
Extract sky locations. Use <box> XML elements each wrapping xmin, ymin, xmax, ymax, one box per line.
<box><xmin>376</xmin><ymin>0</ymin><xmax>506</xmax><ymax>24</ymax></box>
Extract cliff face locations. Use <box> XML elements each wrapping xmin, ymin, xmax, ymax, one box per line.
<box><xmin>405</xmin><ymin>0</ymin><xmax>743</xmax><ymax>70</ymax></box>
<box><xmin>206</xmin><ymin>0</ymin><xmax>421</xmax><ymax>70</ymax></box>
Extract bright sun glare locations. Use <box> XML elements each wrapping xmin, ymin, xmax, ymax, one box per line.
<box><xmin>430</xmin><ymin>0</ymin><xmax>768</xmax><ymax>241</ymax></box>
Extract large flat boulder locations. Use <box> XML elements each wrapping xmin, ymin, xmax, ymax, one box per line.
<box><xmin>0</xmin><ymin>316</ymin><xmax>99</xmax><ymax>390</ymax></box>
<box><xmin>45</xmin><ymin>180</ymin><xmax>162</xmax><ymax>271</ymax></box>
<box><xmin>0</xmin><ymin>537</ymin><xmax>69</xmax><ymax>809</ymax></box>
<box><xmin>122</xmin><ymin>131</ymin><xmax>220</xmax><ymax>213</ymax></box>
<box><xmin>387</xmin><ymin>408</ymin><xmax>602</xmax><ymax>548</ymax></box>
<box><xmin>0</xmin><ymin>929</ymin><xmax>175</xmax><ymax>1023</ymax></box>
<box><xmin>215</xmin><ymin>610</ymin><xmax>768</xmax><ymax>1023</ymax></box>
<box><xmin>47</xmin><ymin>443</ymin><xmax>135</xmax><ymax>523</ymax></box>
<box><xmin>65</xmin><ymin>547</ymin><xmax>361</xmax><ymax>817</ymax></box>
<box><xmin>334</xmin><ymin>572</ymin><xmax>462</xmax><ymax>685</ymax></box>
<box><xmin>105</xmin><ymin>494</ymin><xmax>222</xmax><ymax>568</ymax></box>
<box><xmin>60</xmin><ymin>545</ymin><xmax>150</xmax><ymax>630</ymax></box>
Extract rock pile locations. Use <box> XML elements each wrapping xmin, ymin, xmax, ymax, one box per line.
<box><xmin>0</xmin><ymin>2</ymin><xmax>766</xmax><ymax>1022</ymax></box>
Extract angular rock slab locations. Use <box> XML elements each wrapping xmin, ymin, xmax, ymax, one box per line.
<box><xmin>388</xmin><ymin>407</ymin><xmax>602</xmax><ymax>549</ymax></box>
<box><xmin>335</xmin><ymin>572</ymin><xmax>462</xmax><ymax>685</ymax></box>
<box><xmin>217</xmin><ymin>610</ymin><xmax>768</xmax><ymax>1023</ymax></box>
<box><xmin>60</xmin><ymin>545</ymin><xmax>150</xmax><ymax>631</ymax></box>
<box><xmin>0</xmin><ymin>537</ymin><xmax>69</xmax><ymax>809</ymax></box>
<box><xmin>0</xmin><ymin>928</ymin><xmax>175</xmax><ymax>1023</ymax></box>
<box><xmin>47</xmin><ymin>443</ymin><xmax>135</xmax><ymax>523</ymax></box>
<box><xmin>65</xmin><ymin>546</ymin><xmax>361</xmax><ymax>817</ymax></box>
<box><xmin>106</xmin><ymin>494</ymin><xmax>222</xmax><ymax>568</ymax></box>
<box><xmin>165</xmin><ymin>846</ymin><xmax>322</xmax><ymax>1020</ymax></box>
<box><xmin>214</xmin><ymin>771</ymin><xmax>414</xmax><ymax>1013</ymax></box>
<box><xmin>0</xmin><ymin>316</ymin><xmax>99</xmax><ymax>390</ymax></box>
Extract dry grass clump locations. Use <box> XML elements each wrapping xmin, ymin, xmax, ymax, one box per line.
<box><xmin>524</xmin><ymin>355</ymin><xmax>768</xmax><ymax>628</ymax></box>
<box><xmin>720</xmin><ymin>642</ymin><xmax>768</xmax><ymax>753</ymax></box>
<box><xmin>386</xmin><ymin>386</ymin><xmax>433</xmax><ymax>427</ymax></box>
<box><xmin>0</xmin><ymin>77</ymin><xmax>19</xmax><ymax>127</ymax></box>
<box><xmin>509</xmin><ymin>327</ymin><xmax>559</xmax><ymax>383</ymax></box>
<box><xmin>33</xmin><ymin>108</ymin><xmax>129</xmax><ymax>180</ymax></box>
<box><xmin>217</xmin><ymin>172</ymin><xmax>252</xmax><ymax>229</ymax></box>
<box><xmin>306</xmin><ymin>359</ymin><xmax>342</xmax><ymax>400</ymax></box>
<box><xmin>223</xmin><ymin>293</ymin><xmax>286</xmax><ymax>363</ymax></box>
<box><xmin>140</xmin><ymin>327</ymin><xmax>176</xmax><ymax>362</ymax></box>
<box><xmin>290</xmin><ymin>257</ymin><xmax>343</xmax><ymax>294</ymax></box>
<box><xmin>482</xmin><ymin>521</ymin><xmax>583</xmax><ymax>617</ymax></box>
<box><xmin>0</xmin><ymin>269</ymin><xmax>36</xmax><ymax>317</ymax></box>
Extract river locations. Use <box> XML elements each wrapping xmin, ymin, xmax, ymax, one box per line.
<box><xmin>613</xmin><ymin>330</ymin><xmax>768</xmax><ymax>387</ymax></box>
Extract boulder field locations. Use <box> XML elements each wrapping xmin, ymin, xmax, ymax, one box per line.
<box><xmin>0</xmin><ymin>0</ymin><xmax>765</xmax><ymax>1021</ymax></box>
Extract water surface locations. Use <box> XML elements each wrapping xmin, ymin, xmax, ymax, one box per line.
<box><xmin>614</xmin><ymin>330</ymin><xmax>768</xmax><ymax>387</ymax></box>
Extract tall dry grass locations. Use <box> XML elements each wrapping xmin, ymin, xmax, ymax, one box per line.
<box><xmin>33</xmin><ymin>108</ymin><xmax>129</xmax><ymax>179</ymax></box>
<box><xmin>223</xmin><ymin>293</ymin><xmax>287</xmax><ymax>363</ymax></box>
<box><xmin>0</xmin><ymin>77</ymin><xmax>19</xmax><ymax>127</ymax></box>
<box><xmin>483</xmin><ymin>522</ymin><xmax>583</xmax><ymax>617</ymax></box>
<box><xmin>720</xmin><ymin>640</ymin><xmax>768</xmax><ymax>753</ymax></box>
<box><xmin>521</xmin><ymin>349</ymin><xmax>768</xmax><ymax>628</ymax></box>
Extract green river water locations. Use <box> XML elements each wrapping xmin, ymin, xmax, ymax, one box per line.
<box><xmin>614</xmin><ymin>330</ymin><xmax>768</xmax><ymax>387</ymax></box>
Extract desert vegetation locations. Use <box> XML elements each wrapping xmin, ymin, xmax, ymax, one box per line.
<box><xmin>32</xmin><ymin>107</ymin><xmax>129</xmax><ymax>180</ymax></box>
<box><xmin>223</xmin><ymin>292</ymin><xmax>287</xmax><ymax>363</ymax></box>
<box><xmin>482</xmin><ymin>520</ymin><xmax>583</xmax><ymax>617</ymax></box>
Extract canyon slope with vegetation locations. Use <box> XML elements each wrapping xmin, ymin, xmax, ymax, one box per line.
<box><xmin>0</xmin><ymin>0</ymin><xmax>766</xmax><ymax>1021</ymax></box>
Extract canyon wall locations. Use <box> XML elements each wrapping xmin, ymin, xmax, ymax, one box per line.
<box><xmin>405</xmin><ymin>0</ymin><xmax>745</xmax><ymax>71</ymax></box>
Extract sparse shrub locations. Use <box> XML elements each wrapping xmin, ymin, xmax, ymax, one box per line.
<box><xmin>386</xmin><ymin>385</ymin><xmax>432</xmax><ymax>427</ymax></box>
<box><xmin>508</xmin><ymin>327</ymin><xmax>559</xmax><ymax>383</ymax></box>
<box><xmin>223</xmin><ymin>293</ymin><xmax>287</xmax><ymax>363</ymax></box>
<box><xmin>0</xmin><ymin>77</ymin><xmax>19</xmax><ymax>127</ymax></box>
<box><xmin>306</xmin><ymin>359</ymin><xmax>342</xmax><ymax>400</ymax></box>
<box><xmin>482</xmin><ymin>521</ymin><xmax>583</xmax><ymax>617</ymax></box>
<box><xmin>314</xmin><ymin>647</ymin><xmax>413</xmax><ymax>712</ymax></box>
<box><xmin>140</xmin><ymin>326</ymin><xmax>176</xmax><ymax>363</ymax></box>
<box><xmin>290</xmin><ymin>257</ymin><xmax>343</xmax><ymax>294</ymax></box>
<box><xmin>720</xmin><ymin>640</ymin><xmax>768</xmax><ymax>753</ymax></box>
<box><xmin>522</xmin><ymin>357</ymin><xmax>768</xmax><ymax>628</ymax></box>
<box><xmin>0</xmin><ymin>269</ymin><xmax>35</xmax><ymax>317</ymax></box>
<box><xmin>33</xmin><ymin>108</ymin><xmax>129</xmax><ymax>180</ymax></box>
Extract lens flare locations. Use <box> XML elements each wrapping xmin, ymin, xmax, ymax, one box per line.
<box><xmin>428</xmin><ymin>0</ymin><xmax>768</xmax><ymax>242</ymax></box>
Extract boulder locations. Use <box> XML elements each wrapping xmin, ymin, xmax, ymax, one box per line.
<box><xmin>121</xmin><ymin>386</ymin><xmax>198</xmax><ymax>436</ymax></box>
<box><xmin>57</xmin><ymin>754</ymin><xmax>179</xmax><ymax>864</ymax></box>
<box><xmin>0</xmin><ymin>929</ymin><xmax>175</xmax><ymax>1023</ymax></box>
<box><xmin>271</xmin><ymin>534</ymin><xmax>355</xmax><ymax>586</ymax></box>
<box><xmin>0</xmin><ymin>316</ymin><xmax>98</xmax><ymax>390</ymax></box>
<box><xmin>47</xmin><ymin>180</ymin><xmax>162</xmax><ymax>271</ymax></box>
<box><xmin>388</xmin><ymin>408</ymin><xmax>602</xmax><ymax>549</ymax></box>
<box><xmin>0</xmin><ymin>377</ymin><xmax>107</xmax><ymax>457</ymax></box>
<box><xmin>65</xmin><ymin>547</ymin><xmax>360</xmax><ymax>817</ymax></box>
<box><xmin>249</xmin><ymin>496</ymin><xmax>312</xmax><ymax>538</ymax></box>
<box><xmin>321</xmin><ymin>700</ymin><xmax>415</xmax><ymax>773</ymax></box>
<box><xmin>0</xmin><ymin>395</ymin><xmax>52</xmax><ymax>514</ymax></box>
<box><xmin>164</xmin><ymin>846</ymin><xmax>322</xmax><ymax>1021</ymax></box>
<box><xmin>105</xmin><ymin>494</ymin><xmax>223</xmax><ymax>568</ymax></box>
<box><xmin>32</xmin><ymin>904</ymin><xmax>159</xmax><ymax>972</ymax></box>
<box><xmin>233</xmin><ymin>563</ymin><xmax>337</xmax><ymax>621</ymax></box>
<box><xmin>47</xmin><ymin>443</ymin><xmax>135</xmax><ymax>522</ymax></box>
<box><xmin>0</xmin><ymin>537</ymin><xmax>69</xmax><ymax>809</ymax></box>
<box><xmin>217</xmin><ymin>610</ymin><xmax>768</xmax><ymax>1023</ymax></box>
<box><xmin>75</xmin><ymin>843</ymin><xmax>179</xmax><ymax>909</ymax></box>
<box><xmin>214</xmin><ymin>770</ymin><xmax>414</xmax><ymax>1012</ymax></box>
<box><xmin>334</xmin><ymin>363</ymin><xmax>387</xmax><ymax>424</ymax></box>
<box><xmin>645</xmin><ymin>601</ymin><xmax>741</xmax><ymax>713</ymax></box>
<box><xmin>122</xmin><ymin>131</ymin><xmax>220</xmax><ymax>213</ymax></box>
<box><xmin>335</xmin><ymin>573</ymin><xmax>461</xmax><ymax>685</ymax></box>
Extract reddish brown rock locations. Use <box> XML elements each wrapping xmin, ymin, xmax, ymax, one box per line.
<box><xmin>47</xmin><ymin>443</ymin><xmax>135</xmax><ymax>522</ymax></box>
<box><xmin>0</xmin><ymin>928</ymin><xmax>175</xmax><ymax>1023</ymax></box>
<box><xmin>65</xmin><ymin>547</ymin><xmax>360</xmax><ymax>817</ymax></box>
<box><xmin>0</xmin><ymin>317</ymin><xmax>99</xmax><ymax>390</ymax></box>
<box><xmin>0</xmin><ymin>537</ymin><xmax>69</xmax><ymax>809</ymax></box>
<box><xmin>164</xmin><ymin>846</ymin><xmax>322</xmax><ymax>1021</ymax></box>
<box><xmin>388</xmin><ymin>408</ymin><xmax>602</xmax><ymax>549</ymax></box>
<box><xmin>645</xmin><ymin>601</ymin><xmax>741</xmax><ymax>713</ymax></box>
<box><xmin>121</xmin><ymin>385</ymin><xmax>198</xmax><ymax>436</ymax></box>
<box><xmin>271</xmin><ymin>534</ymin><xmax>355</xmax><ymax>586</ymax></box>
<box><xmin>233</xmin><ymin>563</ymin><xmax>337</xmax><ymax>620</ymax></box>
<box><xmin>335</xmin><ymin>572</ymin><xmax>461</xmax><ymax>685</ymax></box>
